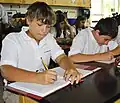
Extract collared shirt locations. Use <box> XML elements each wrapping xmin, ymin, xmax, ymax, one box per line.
<box><xmin>69</xmin><ymin>27</ymin><xmax>118</xmax><ymax>56</ymax></box>
<box><xmin>0</xmin><ymin>26</ymin><xmax>64</xmax><ymax>72</ymax></box>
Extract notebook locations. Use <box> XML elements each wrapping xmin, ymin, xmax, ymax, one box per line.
<box><xmin>7</xmin><ymin>67</ymin><xmax>98</xmax><ymax>98</ymax></box>
<box><xmin>96</xmin><ymin>58</ymin><xmax>115</xmax><ymax>64</ymax></box>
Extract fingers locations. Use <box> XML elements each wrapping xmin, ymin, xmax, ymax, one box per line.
<box><xmin>64</xmin><ymin>69</ymin><xmax>82</xmax><ymax>85</ymax></box>
<box><xmin>108</xmin><ymin>52</ymin><xmax>114</xmax><ymax>60</ymax></box>
<box><xmin>76</xmin><ymin>73</ymin><xmax>83</xmax><ymax>84</ymax></box>
<box><xmin>46</xmin><ymin>70</ymin><xmax>57</xmax><ymax>83</ymax></box>
<box><xmin>36</xmin><ymin>70</ymin><xmax>57</xmax><ymax>85</ymax></box>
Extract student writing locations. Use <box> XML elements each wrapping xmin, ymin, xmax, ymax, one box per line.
<box><xmin>69</xmin><ymin>17</ymin><xmax>120</xmax><ymax>63</ymax></box>
<box><xmin>0</xmin><ymin>2</ymin><xmax>82</xmax><ymax>103</ymax></box>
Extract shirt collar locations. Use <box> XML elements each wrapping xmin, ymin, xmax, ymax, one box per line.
<box><xmin>21</xmin><ymin>26</ymin><xmax>32</xmax><ymax>41</ymax></box>
<box><xmin>21</xmin><ymin>26</ymin><xmax>48</xmax><ymax>46</ymax></box>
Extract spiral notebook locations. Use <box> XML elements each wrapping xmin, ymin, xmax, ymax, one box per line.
<box><xmin>7</xmin><ymin>67</ymin><xmax>98</xmax><ymax>98</ymax></box>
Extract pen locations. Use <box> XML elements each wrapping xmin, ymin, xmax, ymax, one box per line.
<box><xmin>107</xmin><ymin>46</ymin><xmax>109</xmax><ymax>52</ymax></box>
<box><xmin>41</xmin><ymin>57</ymin><xmax>48</xmax><ymax>70</ymax></box>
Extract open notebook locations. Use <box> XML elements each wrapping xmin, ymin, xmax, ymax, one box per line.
<box><xmin>7</xmin><ymin>67</ymin><xmax>100</xmax><ymax>98</ymax></box>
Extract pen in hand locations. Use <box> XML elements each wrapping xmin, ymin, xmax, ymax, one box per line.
<box><xmin>107</xmin><ymin>46</ymin><xmax>114</xmax><ymax>60</ymax></box>
<box><xmin>107</xmin><ymin>46</ymin><xmax>110</xmax><ymax>52</ymax></box>
<box><xmin>41</xmin><ymin>57</ymin><xmax>48</xmax><ymax>70</ymax></box>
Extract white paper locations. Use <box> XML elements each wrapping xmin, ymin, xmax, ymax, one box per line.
<box><xmin>8</xmin><ymin>67</ymin><xmax>94</xmax><ymax>97</ymax></box>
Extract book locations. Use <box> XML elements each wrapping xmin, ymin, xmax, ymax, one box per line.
<box><xmin>7</xmin><ymin>67</ymin><xmax>98</xmax><ymax>99</ymax></box>
<box><xmin>95</xmin><ymin>58</ymin><xmax>115</xmax><ymax>64</ymax></box>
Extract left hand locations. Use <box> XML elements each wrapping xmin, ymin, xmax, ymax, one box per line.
<box><xmin>64</xmin><ymin>68</ymin><xmax>82</xmax><ymax>85</ymax></box>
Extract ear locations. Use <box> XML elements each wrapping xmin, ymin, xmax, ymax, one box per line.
<box><xmin>26</xmin><ymin>18</ymin><xmax>30</xmax><ymax>25</ymax></box>
<box><xmin>95</xmin><ymin>30</ymin><xmax>100</xmax><ymax>36</ymax></box>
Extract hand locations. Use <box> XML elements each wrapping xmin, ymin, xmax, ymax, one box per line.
<box><xmin>36</xmin><ymin>70</ymin><xmax>57</xmax><ymax>85</ymax></box>
<box><xmin>64</xmin><ymin>68</ymin><xmax>82</xmax><ymax>85</ymax></box>
<box><xmin>97</xmin><ymin>52</ymin><xmax>114</xmax><ymax>61</ymax></box>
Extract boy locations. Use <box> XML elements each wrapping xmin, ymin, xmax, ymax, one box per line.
<box><xmin>0</xmin><ymin>2</ymin><xmax>81</xmax><ymax>103</ymax></box>
<box><xmin>69</xmin><ymin>17</ymin><xmax>120</xmax><ymax>63</ymax></box>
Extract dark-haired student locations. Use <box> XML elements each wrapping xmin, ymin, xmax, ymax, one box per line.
<box><xmin>72</xmin><ymin>15</ymin><xmax>87</xmax><ymax>35</ymax></box>
<box><xmin>0</xmin><ymin>2</ymin><xmax>82</xmax><ymax>103</ymax></box>
<box><xmin>51</xmin><ymin>10</ymin><xmax>75</xmax><ymax>39</ymax></box>
<box><xmin>69</xmin><ymin>17</ymin><xmax>120</xmax><ymax>63</ymax></box>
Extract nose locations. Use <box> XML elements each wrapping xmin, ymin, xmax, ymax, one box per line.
<box><xmin>104</xmin><ymin>40</ymin><xmax>109</xmax><ymax>45</ymax></box>
<box><xmin>42</xmin><ymin>25</ymin><xmax>47</xmax><ymax>33</ymax></box>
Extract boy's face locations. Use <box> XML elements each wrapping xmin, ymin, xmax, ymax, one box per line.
<box><xmin>26</xmin><ymin>18</ymin><xmax>51</xmax><ymax>42</ymax></box>
<box><xmin>96</xmin><ymin>35</ymin><xmax>112</xmax><ymax>46</ymax></box>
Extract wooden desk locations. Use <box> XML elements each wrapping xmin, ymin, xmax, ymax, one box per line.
<box><xmin>40</xmin><ymin>62</ymin><xmax>120</xmax><ymax>103</ymax></box>
<box><xmin>8</xmin><ymin>62</ymin><xmax>120</xmax><ymax>103</ymax></box>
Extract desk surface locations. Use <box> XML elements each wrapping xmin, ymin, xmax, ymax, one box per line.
<box><xmin>40</xmin><ymin>62</ymin><xmax>120</xmax><ymax>103</ymax></box>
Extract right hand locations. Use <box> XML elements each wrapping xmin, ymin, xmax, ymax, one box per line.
<box><xmin>36</xmin><ymin>70</ymin><xmax>57</xmax><ymax>85</ymax></box>
<box><xmin>97</xmin><ymin>52</ymin><xmax>114</xmax><ymax>61</ymax></box>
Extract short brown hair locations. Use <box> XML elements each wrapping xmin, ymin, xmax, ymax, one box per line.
<box><xmin>25</xmin><ymin>2</ymin><xmax>56</xmax><ymax>26</ymax></box>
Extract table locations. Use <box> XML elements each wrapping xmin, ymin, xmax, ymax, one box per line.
<box><xmin>39</xmin><ymin>62</ymin><xmax>120</xmax><ymax>103</ymax></box>
<box><xmin>7</xmin><ymin>62</ymin><xmax>120</xmax><ymax>103</ymax></box>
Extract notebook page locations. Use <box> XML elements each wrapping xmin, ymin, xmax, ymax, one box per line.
<box><xmin>8</xmin><ymin>67</ymin><xmax>94</xmax><ymax>97</ymax></box>
<box><xmin>8</xmin><ymin>77</ymin><xmax>70</xmax><ymax>97</ymax></box>
<box><xmin>53</xmin><ymin>67</ymin><xmax>93</xmax><ymax>78</ymax></box>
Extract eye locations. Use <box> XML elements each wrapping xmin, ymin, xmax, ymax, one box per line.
<box><xmin>37</xmin><ymin>23</ymin><xmax>43</xmax><ymax>26</ymax></box>
<box><xmin>46</xmin><ymin>25</ymin><xmax>51</xmax><ymax>28</ymax></box>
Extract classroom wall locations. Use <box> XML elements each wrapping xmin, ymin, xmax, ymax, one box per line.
<box><xmin>2</xmin><ymin>4</ymin><xmax>78</xmax><ymax>19</ymax></box>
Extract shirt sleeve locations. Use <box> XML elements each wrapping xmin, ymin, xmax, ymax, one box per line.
<box><xmin>108</xmin><ymin>40</ymin><xmax>118</xmax><ymax>50</ymax></box>
<box><xmin>68</xmin><ymin>31</ymin><xmax>86</xmax><ymax>56</ymax></box>
<box><xmin>47</xmin><ymin>34</ymin><xmax>64</xmax><ymax>61</ymax></box>
<box><xmin>0</xmin><ymin>36</ymin><xmax>18</xmax><ymax>67</ymax></box>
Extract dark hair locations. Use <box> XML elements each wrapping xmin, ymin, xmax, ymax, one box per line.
<box><xmin>94</xmin><ymin>17</ymin><xmax>118</xmax><ymax>39</ymax></box>
<box><xmin>55</xmin><ymin>10</ymin><xmax>63</xmax><ymax>15</ymax></box>
<box><xmin>25</xmin><ymin>2</ymin><xmax>56</xmax><ymax>26</ymax></box>
<box><xmin>114</xmin><ymin>14</ymin><xmax>120</xmax><ymax>25</ymax></box>
<box><xmin>54</xmin><ymin>13</ymin><xmax>67</xmax><ymax>38</ymax></box>
<box><xmin>74</xmin><ymin>15</ymin><xmax>87</xmax><ymax>34</ymax></box>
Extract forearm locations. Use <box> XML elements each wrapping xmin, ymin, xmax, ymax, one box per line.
<box><xmin>69</xmin><ymin>53</ymin><xmax>102</xmax><ymax>63</ymax></box>
<box><xmin>56</xmin><ymin>54</ymin><xmax>75</xmax><ymax>70</ymax></box>
<box><xmin>1</xmin><ymin>65</ymin><xmax>38</xmax><ymax>83</ymax></box>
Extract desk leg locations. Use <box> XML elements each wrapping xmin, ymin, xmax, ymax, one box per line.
<box><xmin>19</xmin><ymin>95</ymin><xmax>39</xmax><ymax>103</ymax></box>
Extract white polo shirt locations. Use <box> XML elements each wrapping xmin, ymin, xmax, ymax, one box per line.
<box><xmin>0</xmin><ymin>26</ymin><xmax>64</xmax><ymax>72</ymax></box>
<box><xmin>69</xmin><ymin>27</ymin><xmax>118</xmax><ymax>56</ymax></box>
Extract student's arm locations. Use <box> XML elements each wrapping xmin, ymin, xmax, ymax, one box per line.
<box><xmin>1</xmin><ymin>65</ymin><xmax>37</xmax><ymax>83</ymax></box>
<box><xmin>1</xmin><ymin>65</ymin><xmax>57</xmax><ymax>85</ymax></box>
<box><xmin>69</xmin><ymin>52</ymin><xmax>113</xmax><ymax>63</ymax></box>
<box><xmin>55</xmin><ymin>54</ymin><xmax>82</xmax><ymax>84</ymax></box>
<box><xmin>65</xmin><ymin>19</ymin><xmax>75</xmax><ymax>38</ymax></box>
